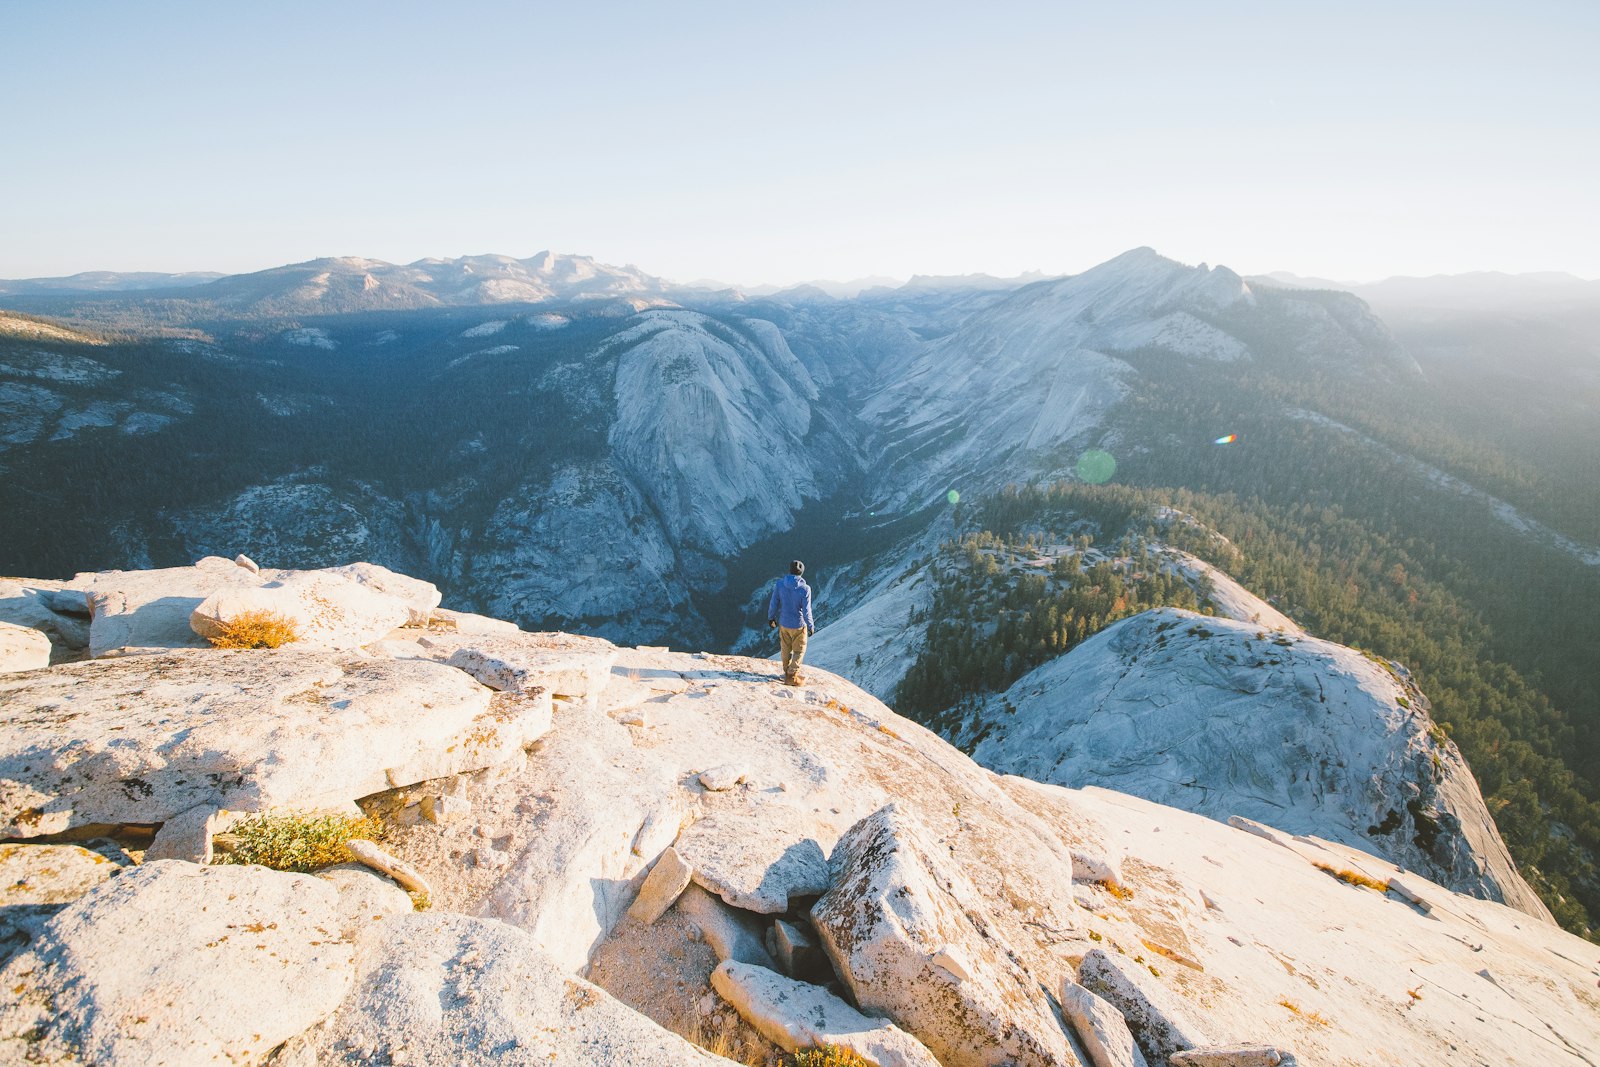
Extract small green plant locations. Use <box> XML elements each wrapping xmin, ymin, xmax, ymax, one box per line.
<box><xmin>789</xmin><ymin>1047</ymin><xmax>874</xmax><ymax>1067</ymax></box>
<box><xmin>207</xmin><ymin>609</ymin><xmax>300</xmax><ymax>649</ymax></box>
<box><xmin>219</xmin><ymin>810</ymin><xmax>383</xmax><ymax>872</ymax></box>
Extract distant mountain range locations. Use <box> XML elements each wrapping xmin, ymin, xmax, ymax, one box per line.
<box><xmin>0</xmin><ymin>255</ymin><xmax>1063</xmax><ymax>320</ymax></box>
<box><xmin>2</xmin><ymin>243</ymin><xmax>1598</xmax><ymax>935</ymax></box>
<box><xmin>1259</xmin><ymin>268</ymin><xmax>1600</xmax><ymax>311</ymax></box>
<box><xmin>0</xmin><ymin>270</ymin><xmax>226</xmax><ymax>296</ymax></box>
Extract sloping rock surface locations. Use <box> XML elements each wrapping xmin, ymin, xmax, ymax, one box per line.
<box><xmin>0</xmin><ymin>648</ymin><xmax>507</xmax><ymax>835</ymax></box>
<box><xmin>963</xmin><ymin>607</ymin><xmax>1549</xmax><ymax>920</ymax></box>
<box><xmin>295</xmin><ymin>912</ymin><xmax>721</xmax><ymax>1066</ymax></box>
<box><xmin>0</xmin><ymin>861</ymin><xmax>352</xmax><ymax>1066</ymax></box>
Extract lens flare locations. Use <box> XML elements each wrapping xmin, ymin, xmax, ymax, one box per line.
<box><xmin>1075</xmin><ymin>449</ymin><xmax>1117</xmax><ymax>485</ymax></box>
<box><xmin>946</xmin><ymin>489</ymin><xmax>960</xmax><ymax>505</ymax></box>
<box><xmin>1214</xmin><ymin>434</ymin><xmax>1238</xmax><ymax>445</ymax></box>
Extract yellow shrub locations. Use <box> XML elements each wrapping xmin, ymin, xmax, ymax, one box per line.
<box><xmin>207</xmin><ymin>609</ymin><xmax>300</xmax><ymax>649</ymax></box>
<box><xmin>790</xmin><ymin>1047</ymin><xmax>874</xmax><ymax>1067</ymax></box>
<box><xmin>1314</xmin><ymin>863</ymin><xmax>1390</xmax><ymax>892</ymax></box>
<box><xmin>219</xmin><ymin>810</ymin><xmax>382</xmax><ymax>872</ymax></box>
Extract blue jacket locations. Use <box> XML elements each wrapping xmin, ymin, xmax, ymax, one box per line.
<box><xmin>768</xmin><ymin>574</ymin><xmax>814</xmax><ymax>631</ymax></box>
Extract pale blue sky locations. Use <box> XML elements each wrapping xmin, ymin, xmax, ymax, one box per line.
<box><xmin>3</xmin><ymin>1</ymin><xmax>1596</xmax><ymax>284</ymax></box>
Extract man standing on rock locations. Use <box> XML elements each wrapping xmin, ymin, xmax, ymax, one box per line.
<box><xmin>767</xmin><ymin>560</ymin><xmax>815</xmax><ymax>686</ymax></box>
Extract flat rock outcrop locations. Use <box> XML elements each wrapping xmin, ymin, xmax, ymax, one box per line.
<box><xmin>408</xmin><ymin>630</ymin><xmax>618</xmax><ymax>700</ymax></box>
<box><xmin>675</xmin><ymin>807</ymin><xmax>831</xmax><ymax>913</ymax></box>
<box><xmin>0</xmin><ymin>648</ymin><xmax>522</xmax><ymax>836</ymax></box>
<box><xmin>318</xmin><ymin>562</ymin><xmax>441</xmax><ymax>624</ymax></box>
<box><xmin>0</xmin><ymin>578</ymin><xmax>90</xmax><ymax>654</ymax></box>
<box><xmin>77</xmin><ymin>556</ymin><xmax>263</xmax><ymax>656</ymax></box>
<box><xmin>190</xmin><ymin>569</ymin><xmax>411</xmax><ymax>649</ymax></box>
<box><xmin>0</xmin><ymin>860</ymin><xmax>353</xmax><ymax>1066</ymax></box>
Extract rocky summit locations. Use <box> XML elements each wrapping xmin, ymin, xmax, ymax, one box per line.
<box><xmin>1</xmin><ymin>558</ymin><xmax>1597</xmax><ymax>1066</ymax></box>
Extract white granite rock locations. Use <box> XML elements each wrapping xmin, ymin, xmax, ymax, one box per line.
<box><xmin>1076</xmin><ymin>948</ymin><xmax>1213</xmax><ymax>1063</ymax></box>
<box><xmin>427</xmin><ymin>607</ymin><xmax>521</xmax><ymax>635</ymax></box>
<box><xmin>298</xmin><ymin>912</ymin><xmax>722</xmax><ymax>1065</ymax></box>
<box><xmin>144</xmin><ymin>802</ymin><xmax>219</xmax><ymax>864</ymax></box>
<box><xmin>79</xmin><ymin>556</ymin><xmax>264</xmax><ymax>657</ymax></box>
<box><xmin>315</xmin><ymin>862</ymin><xmax>415</xmax><ymax>937</ymax></box>
<box><xmin>234</xmin><ymin>553</ymin><xmax>260</xmax><ymax>573</ymax></box>
<box><xmin>0</xmin><ymin>842</ymin><xmax>122</xmax><ymax>965</ymax></box>
<box><xmin>0</xmin><ymin>619</ymin><xmax>50</xmax><ymax>673</ymax></box>
<box><xmin>0</xmin><ymin>579</ymin><xmax>90</xmax><ymax>652</ymax></box>
<box><xmin>1062</xmin><ymin>980</ymin><xmax>1148</xmax><ymax>1067</ymax></box>
<box><xmin>966</xmin><ymin>608</ymin><xmax>1550</xmax><ymax>921</ymax></box>
<box><xmin>0</xmin><ymin>649</ymin><xmax>500</xmax><ymax>836</ymax></box>
<box><xmin>699</xmin><ymin>764</ymin><xmax>746</xmax><ymax>791</ymax></box>
<box><xmin>1170</xmin><ymin>1047</ymin><xmax>1296</xmax><ymax>1067</ymax></box>
<box><xmin>810</xmin><ymin>804</ymin><xmax>1082</xmax><ymax>1067</ymax></box>
<box><xmin>676</xmin><ymin>883</ymin><xmax>778</xmax><ymax>969</ymax></box>
<box><xmin>675</xmin><ymin>807</ymin><xmax>831</xmax><ymax>913</ymax></box>
<box><xmin>414</xmin><ymin>630</ymin><xmax>618</xmax><ymax>699</ymax></box>
<box><xmin>628</xmin><ymin>845</ymin><xmax>694</xmax><ymax>925</ymax></box>
<box><xmin>191</xmin><ymin>569</ymin><xmax>410</xmax><ymax>649</ymax></box>
<box><xmin>0</xmin><ymin>843</ymin><xmax>118</xmax><ymax>906</ymax></box>
<box><xmin>347</xmin><ymin>839</ymin><xmax>433</xmax><ymax>897</ymax></box>
<box><xmin>0</xmin><ymin>860</ymin><xmax>352</xmax><ymax>1065</ymax></box>
<box><xmin>712</xmin><ymin>959</ymin><xmax>941</xmax><ymax>1067</ymax></box>
<box><xmin>319</xmin><ymin>561</ymin><xmax>441</xmax><ymax>625</ymax></box>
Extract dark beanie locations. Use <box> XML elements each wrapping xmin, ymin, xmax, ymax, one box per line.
<box><xmin>790</xmin><ymin>560</ymin><xmax>805</xmax><ymax>575</ymax></box>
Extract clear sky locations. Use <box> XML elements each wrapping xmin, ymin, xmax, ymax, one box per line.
<box><xmin>3</xmin><ymin>0</ymin><xmax>1596</xmax><ymax>285</ymax></box>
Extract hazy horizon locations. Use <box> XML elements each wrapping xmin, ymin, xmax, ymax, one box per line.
<box><xmin>3</xmin><ymin>1</ymin><xmax>1597</xmax><ymax>284</ymax></box>
<box><xmin>2</xmin><ymin>246</ymin><xmax>1596</xmax><ymax>295</ymax></box>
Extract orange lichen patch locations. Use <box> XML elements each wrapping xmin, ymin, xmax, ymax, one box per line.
<box><xmin>206</xmin><ymin>610</ymin><xmax>300</xmax><ymax>649</ymax></box>
<box><xmin>1314</xmin><ymin>863</ymin><xmax>1390</xmax><ymax>892</ymax></box>
<box><xmin>1099</xmin><ymin>880</ymin><xmax>1134</xmax><ymax>901</ymax></box>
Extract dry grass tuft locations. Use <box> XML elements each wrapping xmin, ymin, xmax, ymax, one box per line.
<box><xmin>676</xmin><ymin>1014</ymin><xmax>768</xmax><ymax>1066</ymax></box>
<box><xmin>789</xmin><ymin>1047</ymin><xmax>874</xmax><ymax>1066</ymax></box>
<box><xmin>1278</xmin><ymin>998</ymin><xmax>1331</xmax><ymax>1026</ymax></box>
<box><xmin>206</xmin><ymin>609</ymin><xmax>300</xmax><ymax>649</ymax></box>
<box><xmin>219</xmin><ymin>810</ymin><xmax>383</xmax><ymax>872</ymax></box>
<box><xmin>1314</xmin><ymin>863</ymin><xmax>1390</xmax><ymax>892</ymax></box>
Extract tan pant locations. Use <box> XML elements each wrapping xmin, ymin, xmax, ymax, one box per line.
<box><xmin>779</xmin><ymin>626</ymin><xmax>809</xmax><ymax>678</ymax></box>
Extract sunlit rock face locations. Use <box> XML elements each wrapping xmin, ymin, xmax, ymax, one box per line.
<box><xmin>861</xmin><ymin>247</ymin><xmax>1415</xmax><ymax>510</ymax></box>
<box><xmin>958</xmin><ymin>607</ymin><xmax>1551</xmax><ymax>921</ymax></box>
<box><xmin>0</xmin><ymin>558</ymin><xmax>1594</xmax><ymax>1066</ymax></box>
